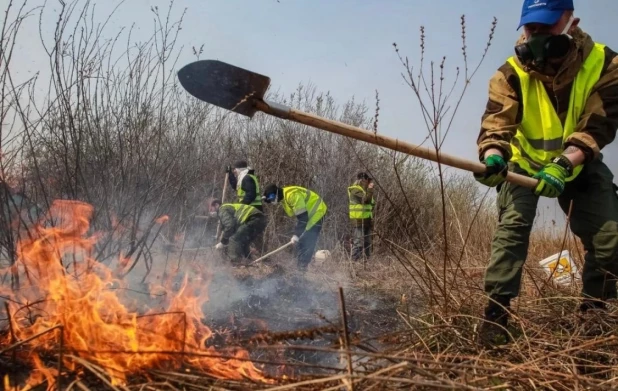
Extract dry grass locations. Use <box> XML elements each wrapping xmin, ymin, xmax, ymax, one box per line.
<box><xmin>0</xmin><ymin>228</ymin><xmax>612</xmax><ymax>390</ymax></box>
<box><xmin>1</xmin><ymin>1</ymin><xmax>615</xmax><ymax>390</ymax></box>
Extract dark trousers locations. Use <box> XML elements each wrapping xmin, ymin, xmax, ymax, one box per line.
<box><xmin>227</xmin><ymin>215</ymin><xmax>267</xmax><ymax>262</ymax></box>
<box><xmin>252</xmin><ymin>226</ymin><xmax>267</xmax><ymax>255</ymax></box>
<box><xmin>247</xmin><ymin>204</ymin><xmax>266</xmax><ymax>255</ymax></box>
<box><xmin>296</xmin><ymin>218</ymin><xmax>324</xmax><ymax>269</ymax></box>
<box><xmin>485</xmin><ymin>159</ymin><xmax>618</xmax><ymax>301</ymax></box>
<box><xmin>351</xmin><ymin>222</ymin><xmax>372</xmax><ymax>261</ymax></box>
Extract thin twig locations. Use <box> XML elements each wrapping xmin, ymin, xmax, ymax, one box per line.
<box><xmin>66</xmin><ymin>355</ymin><xmax>128</xmax><ymax>391</ymax></box>
<box><xmin>339</xmin><ymin>287</ymin><xmax>354</xmax><ymax>391</ymax></box>
<box><xmin>3</xmin><ymin>302</ymin><xmax>16</xmax><ymax>365</ymax></box>
<box><xmin>0</xmin><ymin>324</ymin><xmax>62</xmax><ymax>354</ymax></box>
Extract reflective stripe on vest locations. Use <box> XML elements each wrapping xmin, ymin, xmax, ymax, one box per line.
<box><xmin>347</xmin><ymin>185</ymin><xmax>374</xmax><ymax>219</ymax></box>
<box><xmin>237</xmin><ymin>174</ymin><xmax>262</xmax><ymax>206</ymax></box>
<box><xmin>506</xmin><ymin>42</ymin><xmax>606</xmax><ymax>181</ymax></box>
<box><xmin>222</xmin><ymin>203</ymin><xmax>259</xmax><ymax>224</ymax></box>
<box><xmin>282</xmin><ymin>186</ymin><xmax>327</xmax><ymax>231</ymax></box>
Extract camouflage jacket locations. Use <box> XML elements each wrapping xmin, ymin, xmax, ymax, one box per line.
<box><xmin>477</xmin><ymin>27</ymin><xmax>618</xmax><ymax>164</ymax></box>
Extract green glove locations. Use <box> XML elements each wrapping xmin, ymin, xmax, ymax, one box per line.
<box><xmin>533</xmin><ymin>162</ymin><xmax>568</xmax><ymax>198</ymax></box>
<box><xmin>474</xmin><ymin>154</ymin><xmax>508</xmax><ymax>187</ymax></box>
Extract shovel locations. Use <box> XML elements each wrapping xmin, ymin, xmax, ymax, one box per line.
<box><xmin>250</xmin><ymin>241</ymin><xmax>294</xmax><ymax>265</ymax></box>
<box><xmin>176</xmin><ymin>60</ymin><xmax>538</xmax><ymax>189</ymax></box>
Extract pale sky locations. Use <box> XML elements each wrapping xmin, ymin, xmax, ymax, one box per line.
<box><xmin>6</xmin><ymin>0</ymin><xmax>618</xmax><ymax>231</ymax></box>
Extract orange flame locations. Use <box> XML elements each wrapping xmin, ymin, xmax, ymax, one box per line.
<box><xmin>155</xmin><ymin>215</ymin><xmax>169</xmax><ymax>224</ymax></box>
<box><xmin>0</xmin><ymin>200</ymin><xmax>271</xmax><ymax>389</ymax></box>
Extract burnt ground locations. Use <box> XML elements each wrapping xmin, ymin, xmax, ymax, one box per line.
<box><xmin>199</xmin><ymin>262</ymin><xmax>404</xmax><ymax>378</ymax></box>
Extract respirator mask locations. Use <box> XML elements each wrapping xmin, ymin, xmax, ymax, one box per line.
<box><xmin>514</xmin><ymin>16</ymin><xmax>575</xmax><ymax>69</ymax></box>
<box><xmin>263</xmin><ymin>192</ymin><xmax>278</xmax><ymax>204</ymax></box>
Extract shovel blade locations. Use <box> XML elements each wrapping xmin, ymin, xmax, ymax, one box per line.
<box><xmin>177</xmin><ymin>60</ymin><xmax>271</xmax><ymax>117</ymax></box>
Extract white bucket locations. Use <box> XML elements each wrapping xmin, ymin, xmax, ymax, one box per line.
<box><xmin>314</xmin><ymin>250</ymin><xmax>331</xmax><ymax>263</ymax></box>
<box><xmin>538</xmin><ymin>250</ymin><xmax>580</xmax><ymax>285</ymax></box>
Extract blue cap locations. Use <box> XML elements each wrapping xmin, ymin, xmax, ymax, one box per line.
<box><xmin>517</xmin><ymin>0</ymin><xmax>574</xmax><ymax>30</ymax></box>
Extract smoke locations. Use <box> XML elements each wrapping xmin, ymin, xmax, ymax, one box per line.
<box><xmin>119</xmin><ymin>237</ymin><xmax>362</xmax><ymax>335</ymax></box>
<box><xmin>201</xmin><ymin>259</ymin><xmax>349</xmax><ymax>331</ymax></box>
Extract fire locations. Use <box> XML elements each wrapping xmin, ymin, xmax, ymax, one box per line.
<box><xmin>0</xmin><ymin>200</ymin><xmax>271</xmax><ymax>389</ymax></box>
<box><xmin>155</xmin><ymin>215</ymin><xmax>169</xmax><ymax>224</ymax></box>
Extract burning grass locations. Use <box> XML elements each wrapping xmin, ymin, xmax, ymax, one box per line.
<box><xmin>0</xmin><ymin>200</ymin><xmax>273</xmax><ymax>389</ymax></box>
<box><xmin>0</xmin><ymin>198</ymin><xmax>404</xmax><ymax>390</ymax></box>
<box><xmin>2</xmin><ymin>201</ymin><xmax>617</xmax><ymax>390</ymax></box>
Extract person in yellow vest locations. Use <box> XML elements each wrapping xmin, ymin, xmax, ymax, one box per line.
<box><xmin>226</xmin><ymin>160</ymin><xmax>265</xmax><ymax>255</ymax></box>
<box><xmin>211</xmin><ymin>199</ymin><xmax>266</xmax><ymax>265</ymax></box>
<box><xmin>226</xmin><ymin>160</ymin><xmax>263</xmax><ymax>212</ymax></box>
<box><xmin>348</xmin><ymin>172</ymin><xmax>375</xmax><ymax>261</ymax></box>
<box><xmin>262</xmin><ymin>183</ymin><xmax>327</xmax><ymax>271</ymax></box>
<box><xmin>474</xmin><ymin>0</ymin><xmax>618</xmax><ymax>346</ymax></box>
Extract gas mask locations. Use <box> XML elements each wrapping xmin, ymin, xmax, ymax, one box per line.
<box><xmin>514</xmin><ymin>16</ymin><xmax>575</xmax><ymax>69</ymax></box>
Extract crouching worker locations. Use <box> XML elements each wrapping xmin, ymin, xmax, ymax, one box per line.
<box><xmin>211</xmin><ymin>199</ymin><xmax>267</xmax><ymax>265</ymax></box>
<box><xmin>262</xmin><ymin>184</ymin><xmax>327</xmax><ymax>271</ymax></box>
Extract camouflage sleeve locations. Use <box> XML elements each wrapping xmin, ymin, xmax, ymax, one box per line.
<box><xmin>349</xmin><ymin>187</ymin><xmax>363</xmax><ymax>204</ymax></box>
<box><xmin>476</xmin><ymin>64</ymin><xmax>523</xmax><ymax>161</ymax></box>
<box><xmin>565</xmin><ymin>47</ymin><xmax>618</xmax><ymax>162</ymax></box>
<box><xmin>363</xmin><ymin>187</ymin><xmax>375</xmax><ymax>204</ymax></box>
<box><xmin>218</xmin><ymin>206</ymin><xmax>236</xmax><ymax>244</ymax></box>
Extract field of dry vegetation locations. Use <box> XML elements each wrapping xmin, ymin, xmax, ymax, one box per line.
<box><xmin>1</xmin><ymin>1</ymin><xmax>617</xmax><ymax>390</ymax></box>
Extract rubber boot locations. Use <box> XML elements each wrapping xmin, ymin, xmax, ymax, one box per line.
<box><xmin>579</xmin><ymin>298</ymin><xmax>607</xmax><ymax>313</ymax></box>
<box><xmin>478</xmin><ymin>294</ymin><xmax>511</xmax><ymax>348</ymax></box>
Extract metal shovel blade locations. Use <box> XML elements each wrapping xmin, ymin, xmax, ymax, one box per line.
<box><xmin>177</xmin><ymin>60</ymin><xmax>271</xmax><ymax>117</ymax></box>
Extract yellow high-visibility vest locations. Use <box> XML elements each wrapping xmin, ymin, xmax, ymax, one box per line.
<box><xmin>347</xmin><ymin>185</ymin><xmax>374</xmax><ymax>219</ymax></box>
<box><xmin>507</xmin><ymin>42</ymin><xmax>606</xmax><ymax>181</ymax></box>
<box><xmin>282</xmin><ymin>186</ymin><xmax>327</xmax><ymax>230</ymax></box>
<box><xmin>237</xmin><ymin>174</ymin><xmax>262</xmax><ymax>207</ymax></box>
<box><xmin>220</xmin><ymin>203</ymin><xmax>261</xmax><ymax>224</ymax></box>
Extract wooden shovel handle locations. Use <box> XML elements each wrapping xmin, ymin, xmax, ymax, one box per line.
<box><xmin>216</xmin><ymin>174</ymin><xmax>229</xmax><ymax>240</ymax></box>
<box><xmin>255</xmin><ymin>100</ymin><xmax>538</xmax><ymax>189</ymax></box>
<box><xmin>251</xmin><ymin>241</ymin><xmax>294</xmax><ymax>264</ymax></box>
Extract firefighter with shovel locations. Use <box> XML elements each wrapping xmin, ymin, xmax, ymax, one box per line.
<box><xmin>474</xmin><ymin>0</ymin><xmax>618</xmax><ymax>347</ymax></box>
<box><xmin>262</xmin><ymin>184</ymin><xmax>327</xmax><ymax>271</ymax></box>
<box><xmin>211</xmin><ymin>199</ymin><xmax>267</xmax><ymax>266</ymax></box>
